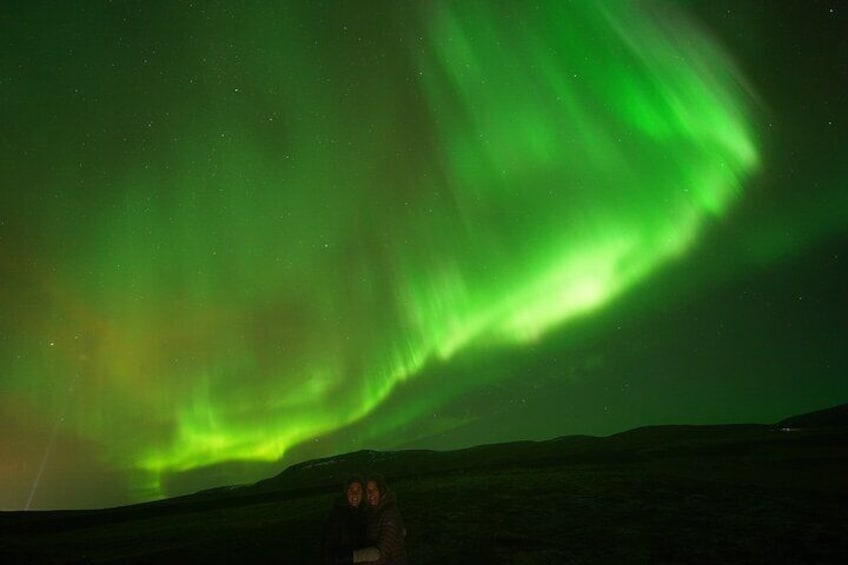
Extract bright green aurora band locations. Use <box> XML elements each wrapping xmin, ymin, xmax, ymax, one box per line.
<box><xmin>5</xmin><ymin>1</ymin><xmax>759</xmax><ymax>503</ymax></box>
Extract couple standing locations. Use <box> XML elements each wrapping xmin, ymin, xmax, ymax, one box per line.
<box><xmin>322</xmin><ymin>474</ymin><xmax>408</xmax><ymax>565</ymax></box>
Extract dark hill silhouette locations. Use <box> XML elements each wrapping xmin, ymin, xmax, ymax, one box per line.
<box><xmin>1</xmin><ymin>404</ymin><xmax>846</xmax><ymax>563</ymax></box>
<box><xmin>777</xmin><ymin>402</ymin><xmax>848</xmax><ymax>429</ymax></box>
<box><xmin>250</xmin><ymin>404</ymin><xmax>848</xmax><ymax>497</ymax></box>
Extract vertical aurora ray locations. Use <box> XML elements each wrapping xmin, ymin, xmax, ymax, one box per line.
<box><xmin>1</xmin><ymin>1</ymin><xmax>761</xmax><ymax>506</ymax></box>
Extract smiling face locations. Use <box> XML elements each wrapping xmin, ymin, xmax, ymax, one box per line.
<box><xmin>366</xmin><ymin>480</ymin><xmax>381</xmax><ymax>507</ymax></box>
<box><xmin>346</xmin><ymin>481</ymin><xmax>363</xmax><ymax>508</ymax></box>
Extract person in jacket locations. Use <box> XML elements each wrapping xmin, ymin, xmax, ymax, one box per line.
<box><xmin>322</xmin><ymin>475</ymin><xmax>368</xmax><ymax>565</ymax></box>
<box><xmin>352</xmin><ymin>474</ymin><xmax>408</xmax><ymax>565</ymax></box>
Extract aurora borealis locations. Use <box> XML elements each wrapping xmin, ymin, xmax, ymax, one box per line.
<box><xmin>2</xmin><ymin>2</ymin><xmax>846</xmax><ymax>510</ymax></box>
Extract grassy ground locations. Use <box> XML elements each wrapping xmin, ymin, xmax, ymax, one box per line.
<box><xmin>401</xmin><ymin>464</ymin><xmax>847</xmax><ymax>564</ymax></box>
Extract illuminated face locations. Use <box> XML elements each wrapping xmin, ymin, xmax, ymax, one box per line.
<box><xmin>347</xmin><ymin>481</ymin><xmax>363</xmax><ymax>508</ymax></box>
<box><xmin>366</xmin><ymin>480</ymin><xmax>381</xmax><ymax>507</ymax></box>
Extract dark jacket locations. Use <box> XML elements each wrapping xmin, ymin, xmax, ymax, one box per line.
<box><xmin>322</xmin><ymin>496</ymin><xmax>368</xmax><ymax>565</ymax></box>
<box><xmin>365</xmin><ymin>490</ymin><xmax>408</xmax><ymax>565</ymax></box>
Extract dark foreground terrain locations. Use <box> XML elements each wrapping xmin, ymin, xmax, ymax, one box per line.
<box><xmin>2</xmin><ymin>405</ymin><xmax>847</xmax><ymax>564</ymax></box>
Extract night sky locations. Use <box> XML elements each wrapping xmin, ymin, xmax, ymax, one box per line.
<box><xmin>1</xmin><ymin>1</ymin><xmax>845</xmax><ymax>510</ymax></box>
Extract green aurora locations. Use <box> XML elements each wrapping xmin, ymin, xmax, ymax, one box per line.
<box><xmin>5</xmin><ymin>1</ymin><xmax>843</xmax><ymax>509</ymax></box>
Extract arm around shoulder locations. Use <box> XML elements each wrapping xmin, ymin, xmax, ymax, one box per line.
<box><xmin>352</xmin><ymin>546</ymin><xmax>381</xmax><ymax>563</ymax></box>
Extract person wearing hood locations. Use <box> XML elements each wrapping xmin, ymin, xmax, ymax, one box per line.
<box><xmin>322</xmin><ymin>475</ymin><xmax>368</xmax><ymax>565</ymax></box>
<box><xmin>352</xmin><ymin>474</ymin><xmax>408</xmax><ymax>565</ymax></box>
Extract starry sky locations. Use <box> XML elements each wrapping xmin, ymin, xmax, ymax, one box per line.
<box><xmin>1</xmin><ymin>1</ymin><xmax>846</xmax><ymax>510</ymax></box>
